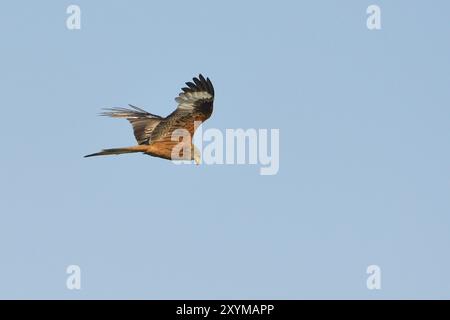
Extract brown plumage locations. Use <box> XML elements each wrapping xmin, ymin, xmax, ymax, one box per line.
<box><xmin>84</xmin><ymin>74</ymin><xmax>214</xmax><ymax>163</ymax></box>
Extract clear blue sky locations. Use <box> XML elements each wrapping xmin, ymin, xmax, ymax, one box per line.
<box><xmin>0</xmin><ymin>1</ymin><xmax>449</xmax><ymax>299</ymax></box>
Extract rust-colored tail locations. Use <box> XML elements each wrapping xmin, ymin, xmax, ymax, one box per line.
<box><xmin>84</xmin><ymin>145</ymin><xmax>148</xmax><ymax>158</ymax></box>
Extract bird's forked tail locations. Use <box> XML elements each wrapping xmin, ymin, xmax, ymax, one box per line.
<box><xmin>84</xmin><ymin>145</ymin><xmax>148</xmax><ymax>158</ymax></box>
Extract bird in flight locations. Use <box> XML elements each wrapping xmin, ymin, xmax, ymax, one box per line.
<box><xmin>85</xmin><ymin>74</ymin><xmax>214</xmax><ymax>164</ymax></box>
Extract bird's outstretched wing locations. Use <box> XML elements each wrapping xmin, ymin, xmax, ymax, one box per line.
<box><xmin>101</xmin><ymin>105</ymin><xmax>163</xmax><ymax>145</ymax></box>
<box><xmin>175</xmin><ymin>74</ymin><xmax>215</xmax><ymax>113</ymax></box>
<box><xmin>150</xmin><ymin>74</ymin><xmax>215</xmax><ymax>143</ymax></box>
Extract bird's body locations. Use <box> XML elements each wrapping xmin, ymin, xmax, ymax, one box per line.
<box><xmin>85</xmin><ymin>74</ymin><xmax>214</xmax><ymax>163</ymax></box>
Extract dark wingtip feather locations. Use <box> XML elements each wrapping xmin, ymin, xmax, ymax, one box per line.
<box><xmin>206</xmin><ymin>77</ymin><xmax>214</xmax><ymax>96</ymax></box>
<box><xmin>193</xmin><ymin>77</ymin><xmax>202</xmax><ymax>87</ymax></box>
<box><xmin>180</xmin><ymin>74</ymin><xmax>214</xmax><ymax>97</ymax></box>
<box><xmin>185</xmin><ymin>81</ymin><xmax>196</xmax><ymax>89</ymax></box>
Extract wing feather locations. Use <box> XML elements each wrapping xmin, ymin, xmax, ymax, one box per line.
<box><xmin>174</xmin><ymin>74</ymin><xmax>214</xmax><ymax>112</ymax></box>
<box><xmin>150</xmin><ymin>74</ymin><xmax>215</xmax><ymax>143</ymax></box>
<box><xmin>101</xmin><ymin>105</ymin><xmax>163</xmax><ymax>145</ymax></box>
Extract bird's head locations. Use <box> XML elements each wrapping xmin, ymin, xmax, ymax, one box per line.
<box><xmin>191</xmin><ymin>144</ymin><xmax>202</xmax><ymax>165</ymax></box>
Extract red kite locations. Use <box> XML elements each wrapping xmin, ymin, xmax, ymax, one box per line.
<box><xmin>85</xmin><ymin>74</ymin><xmax>214</xmax><ymax>164</ymax></box>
